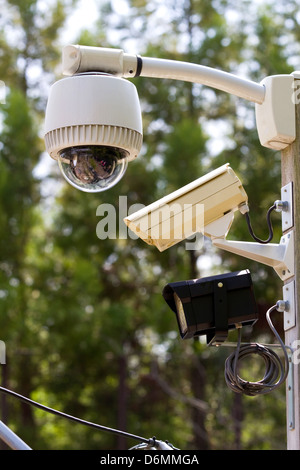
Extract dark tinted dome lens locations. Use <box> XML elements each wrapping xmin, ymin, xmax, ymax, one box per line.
<box><xmin>58</xmin><ymin>146</ymin><xmax>129</xmax><ymax>193</ymax></box>
<box><xmin>70</xmin><ymin>149</ymin><xmax>116</xmax><ymax>184</ymax></box>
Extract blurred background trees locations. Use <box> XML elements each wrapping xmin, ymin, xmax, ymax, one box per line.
<box><xmin>0</xmin><ymin>0</ymin><xmax>299</xmax><ymax>450</ymax></box>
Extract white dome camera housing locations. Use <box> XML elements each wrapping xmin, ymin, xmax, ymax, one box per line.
<box><xmin>44</xmin><ymin>73</ymin><xmax>143</xmax><ymax>192</ymax></box>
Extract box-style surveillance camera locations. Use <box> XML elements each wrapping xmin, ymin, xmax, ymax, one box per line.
<box><xmin>123</xmin><ymin>163</ymin><xmax>248</xmax><ymax>251</ymax></box>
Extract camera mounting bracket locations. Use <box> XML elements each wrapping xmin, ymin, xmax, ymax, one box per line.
<box><xmin>205</xmin><ymin>183</ymin><xmax>295</xmax><ymax>281</ymax></box>
<box><xmin>211</xmin><ymin>230</ymin><xmax>294</xmax><ymax>281</ymax></box>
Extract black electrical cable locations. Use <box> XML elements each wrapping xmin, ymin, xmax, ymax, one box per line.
<box><xmin>224</xmin><ymin>304</ymin><xmax>289</xmax><ymax>396</ymax></box>
<box><xmin>0</xmin><ymin>385</ymin><xmax>152</xmax><ymax>446</ymax></box>
<box><xmin>244</xmin><ymin>204</ymin><xmax>276</xmax><ymax>244</ymax></box>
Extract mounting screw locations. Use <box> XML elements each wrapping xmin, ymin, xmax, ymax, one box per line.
<box><xmin>274</xmin><ymin>200</ymin><xmax>289</xmax><ymax>212</ymax></box>
<box><xmin>276</xmin><ymin>300</ymin><xmax>289</xmax><ymax>312</ymax></box>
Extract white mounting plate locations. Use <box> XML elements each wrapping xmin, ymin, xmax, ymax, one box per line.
<box><xmin>283</xmin><ymin>280</ymin><xmax>296</xmax><ymax>331</ymax></box>
<box><xmin>281</xmin><ymin>182</ymin><xmax>293</xmax><ymax>231</ymax></box>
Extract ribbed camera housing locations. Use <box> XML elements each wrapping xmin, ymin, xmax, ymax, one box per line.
<box><xmin>44</xmin><ymin>73</ymin><xmax>143</xmax><ymax>191</ymax></box>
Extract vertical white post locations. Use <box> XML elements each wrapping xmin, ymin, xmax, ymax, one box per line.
<box><xmin>281</xmin><ymin>80</ymin><xmax>300</xmax><ymax>449</ymax></box>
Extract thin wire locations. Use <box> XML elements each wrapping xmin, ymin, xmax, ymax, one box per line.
<box><xmin>244</xmin><ymin>204</ymin><xmax>276</xmax><ymax>244</ymax></box>
<box><xmin>224</xmin><ymin>305</ymin><xmax>289</xmax><ymax>396</ymax></box>
<box><xmin>0</xmin><ymin>385</ymin><xmax>151</xmax><ymax>445</ymax></box>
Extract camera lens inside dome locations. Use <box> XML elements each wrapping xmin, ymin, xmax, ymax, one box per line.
<box><xmin>58</xmin><ymin>146</ymin><xmax>128</xmax><ymax>193</ymax></box>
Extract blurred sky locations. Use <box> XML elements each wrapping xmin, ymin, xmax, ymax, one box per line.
<box><xmin>61</xmin><ymin>0</ymin><xmax>100</xmax><ymax>44</ymax></box>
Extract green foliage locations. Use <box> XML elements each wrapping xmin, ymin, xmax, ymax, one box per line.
<box><xmin>0</xmin><ymin>0</ymin><xmax>299</xmax><ymax>451</ymax></box>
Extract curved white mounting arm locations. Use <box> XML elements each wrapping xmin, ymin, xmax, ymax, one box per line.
<box><xmin>62</xmin><ymin>44</ymin><xmax>296</xmax><ymax>151</ymax></box>
<box><xmin>62</xmin><ymin>44</ymin><xmax>265</xmax><ymax>104</ymax></box>
<box><xmin>139</xmin><ymin>57</ymin><xmax>265</xmax><ymax>104</ymax></box>
<box><xmin>205</xmin><ymin>213</ymin><xmax>294</xmax><ymax>281</ymax></box>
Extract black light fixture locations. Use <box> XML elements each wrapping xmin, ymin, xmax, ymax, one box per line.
<box><xmin>162</xmin><ymin>270</ymin><xmax>258</xmax><ymax>345</ymax></box>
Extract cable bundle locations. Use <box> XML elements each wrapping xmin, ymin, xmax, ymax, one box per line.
<box><xmin>244</xmin><ymin>203</ymin><xmax>276</xmax><ymax>244</ymax></box>
<box><xmin>224</xmin><ymin>305</ymin><xmax>289</xmax><ymax>396</ymax></box>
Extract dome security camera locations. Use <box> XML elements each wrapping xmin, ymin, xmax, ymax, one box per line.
<box><xmin>44</xmin><ymin>73</ymin><xmax>143</xmax><ymax>192</ymax></box>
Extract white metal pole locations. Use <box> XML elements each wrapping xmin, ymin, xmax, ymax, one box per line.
<box><xmin>0</xmin><ymin>420</ymin><xmax>31</xmax><ymax>450</ymax></box>
<box><xmin>281</xmin><ymin>81</ymin><xmax>300</xmax><ymax>450</ymax></box>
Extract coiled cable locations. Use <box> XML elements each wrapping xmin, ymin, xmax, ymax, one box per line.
<box><xmin>224</xmin><ymin>304</ymin><xmax>289</xmax><ymax>396</ymax></box>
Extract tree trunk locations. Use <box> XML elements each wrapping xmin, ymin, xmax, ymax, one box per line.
<box><xmin>190</xmin><ymin>354</ymin><xmax>209</xmax><ymax>449</ymax></box>
<box><xmin>232</xmin><ymin>392</ymin><xmax>243</xmax><ymax>450</ymax></box>
<box><xmin>116</xmin><ymin>352</ymin><xmax>128</xmax><ymax>450</ymax></box>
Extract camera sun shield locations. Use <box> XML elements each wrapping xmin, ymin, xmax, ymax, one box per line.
<box><xmin>162</xmin><ymin>270</ymin><xmax>258</xmax><ymax>345</ymax></box>
<box><xmin>124</xmin><ymin>163</ymin><xmax>248</xmax><ymax>251</ymax></box>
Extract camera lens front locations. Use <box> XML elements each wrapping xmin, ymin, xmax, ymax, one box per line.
<box><xmin>58</xmin><ymin>146</ymin><xmax>128</xmax><ymax>192</ymax></box>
